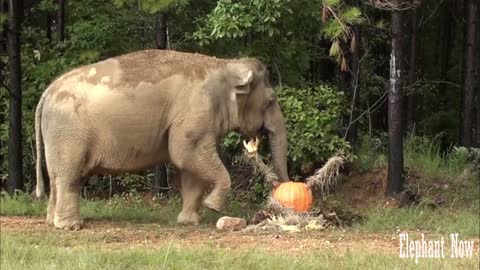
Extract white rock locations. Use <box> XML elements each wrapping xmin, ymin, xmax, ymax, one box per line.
<box><xmin>216</xmin><ymin>216</ymin><xmax>247</xmax><ymax>231</ymax></box>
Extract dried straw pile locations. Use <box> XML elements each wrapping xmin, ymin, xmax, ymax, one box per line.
<box><xmin>241</xmin><ymin>138</ymin><xmax>346</xmax><ymax>233</ymax></box>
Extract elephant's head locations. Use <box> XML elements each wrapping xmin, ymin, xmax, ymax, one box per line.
<box><xmin>219</xmin><ymin>60</ymin><xmax>289</xmax><ymax>181</ymax></box>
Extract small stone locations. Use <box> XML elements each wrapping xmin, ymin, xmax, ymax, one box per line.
<box><xmin>216</xmin><ymin>216</ymin><xmax>247</xmax><ymax>231</ymax></box>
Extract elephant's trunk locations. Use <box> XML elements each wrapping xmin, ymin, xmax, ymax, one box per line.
<box><xmin>266</xmin><ymin>103</ymin><xmax>289</xmax><ymax>182</ymax></box>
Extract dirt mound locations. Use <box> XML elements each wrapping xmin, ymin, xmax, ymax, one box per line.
<box><xmin>335</xmin><ymin>168</ymin><xmax>389</xmax><ymax>208</ymax></box>
<box><xmin>331</xmin><ymin>167</ymin><xmax>424</xmax><ymax>210</ymax></box>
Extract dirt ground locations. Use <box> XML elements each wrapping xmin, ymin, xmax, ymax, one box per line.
<box><xmin>0</xmin><ymin>216</ymin><xmax>405</xmax><ymax>255</ymax></box>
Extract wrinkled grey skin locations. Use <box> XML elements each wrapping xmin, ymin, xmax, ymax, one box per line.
<box><xmin>35</xmin><ymin>50</ymin><xmax>288</xmax><ymax>230</ymax></box>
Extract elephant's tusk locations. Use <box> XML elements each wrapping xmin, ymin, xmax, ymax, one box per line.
<box><xmin>243</xmin><ymin>140</ymin><xmax>249</xmax><ymax>150</ymax></box>
<box><xmin>243</xmin><ymin>138</ymin><xmax>260</xmax><ymax>154</ymax></box>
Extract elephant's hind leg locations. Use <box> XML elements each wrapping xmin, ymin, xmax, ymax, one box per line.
<box><xmin>48</xmin><ymin>143</ymin><xmax>90</xmax><ymax>230</ymax></box>
<box><xmin>177</xmin><ymin>172</ymin><xmax>204</xmax><ymax>225</ymax></box>
<box><xmin>46</xmin><ymin>179</ymin><xmax>56</xmax><ymax>225</ymax></box>
<box><xmin>54</xmin><ymin>175</ymin><xmax>84</xmax><ymax>230</ymax></box>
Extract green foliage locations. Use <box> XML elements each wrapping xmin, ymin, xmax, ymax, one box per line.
<box><xmin>356</xmin><ymin>133</ymin><xmax>478</xmax><ymax>181</ymax></box>
<box><xmin>340</xmin><ymin>7</ymin><xmax>363</xmax><ymax>25</ymax></box>
<box><xmin>193</xmin><ymin>0</ymin><xmax>322</xmax><ymax>86</ymax></box>
<box><xmin>113</xmin><ymin>0</ymin><xmax>189</xmax><ymax>13</ymax></box>
<box><xmin>37</xmin><ymin>0</ymin><xmax>57</xmax><ymax>13</ymax></box>
<box><xmin>354</xmin><ymin>136</ymin><xmax>387</xmax><ymax>172</ymax></box>
<box><xmin>194</xmin><ymin>0</ymin><xmax>293</xmax><ymax>41</ymax></box>
<box><xmin>324</xmin><ymin>0</ymin><xmax>340</xmax><ymax>7</ymax></box>
<box><xmin>320</xmin><ymin>0</ymin><xmax>363</xmax><ymax>68</ymax></box>
<box><xmin>220</xmin><ymin>132</ymin><xmax>243</xmax><ymax>155</ymax></box>
<box><xmin>402</xmin><ymin>134</ymin><xmax>478</xmax><ymax>179</ymax></box>
<box><xmin>277</xmin><ymin>85</ymin><xmax>351</xmax><ymax>174</ymax></box>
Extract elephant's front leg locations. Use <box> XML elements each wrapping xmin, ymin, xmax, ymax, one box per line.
<box><xmin>177</xmin><ymin>172</ymin><xmax>205</xmax><ymax>225</ymax></box>
<box><xmin>187</xmin><ymin>144</ymin><xmax>231</xmax><ymax>212</ymax></box>
<box><xmin>201</xmin><ymin>163</ymin><xmax>231</xmax><ymax>212</ymax></box>
<box><xmin>169</xmin><ymin>132</ymin><xmax>231</xmax><ymax>213</ymax></box>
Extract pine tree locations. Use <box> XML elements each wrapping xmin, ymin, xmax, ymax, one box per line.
<box><xmin>387</xmin><ymin>0</ymin><xmax>406</xmax><ymax>196</ymax></box>
<box><xmin>461</xmin><ymin>0</ymin><xmax>478</xmax><ymax>147</ymax></box>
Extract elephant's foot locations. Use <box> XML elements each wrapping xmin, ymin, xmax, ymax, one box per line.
<box><xmin>46</xmin><ymin>206</ymin><xmax>56</xmax><ymax>226</ymax></box>
<box><xmin>203</xmin><ymin>195</ymin><xmax>226</xmax><ymax>212</ymax></box>
<box><xmin>54</xmin><ymin>216</ymin><xmax>84</xmax><ymax>231</ymax></box>
<box><xmin>177</xmin><ymin>211</ymin><xmax>201</xmax><ymax>225</ymax></box>
<box><xmin>46</xmin><ymin>214</ymin><xmax>55</xmax><ymax>226</ymax></box>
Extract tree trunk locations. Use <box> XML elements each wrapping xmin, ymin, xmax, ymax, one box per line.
<box><xmin>461</xmin><ymin>0</ymin><xmax>478</xmax><ymax>147</ymax></box>
<box><xmin>7</xmin><ymin>0</ymin><xmax>23</xmax><ymax>193</ymax></box>
<box><xmin>406</xmin><ymin>7</ymin><xmax>418</xmax><ymax>131</ymax></box>
<box><xmin>57</xmin><ymin>0</ymin><xmax>65</xmax><ymax>42</ymax></box>
<box><xmin>387</xmin><ymin>2</ymin><xmax>405</xmax><ymax>197</ymax></box>
<box><xmin>46</xmin><ymin>13</ymin><xmax>52</xmax><ymax>41</ymax></box>
<box><xmin>346</xmin><ymin>25</ymin><xmax>361</xmax><ymax>147</ymax></box>
<box><xmin>476</xmin><ymin>94</ymin><xmax>480</xmax><ymax>147</ymax></box>
<box><xmin>475</xmin><ymin>9</ymin><xmax>480</xmax><ymax>147</ymax></box>
<box><xmin>153</xmin><ymin>11</ymin><xmax>169</xmax><ymax>194</ymax></box>
<box><xmin>155</xmin><ymin>12</ymin><xmax>167</xmax><ymax>50</ymax></box>
<box><xmin>438</xmin><ymin>1</ymin><xmax>453</xmax><ymax>105</ymax></box>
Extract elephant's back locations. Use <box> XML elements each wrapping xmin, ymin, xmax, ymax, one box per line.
<box><xmin>113</xmin><ymin>49</ymin><xmax>229</xmax><ymax>85</ymax></box>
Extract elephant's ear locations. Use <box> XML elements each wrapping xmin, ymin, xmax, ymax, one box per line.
<box><xmin>234</xmin><ymin>70</ymin><xmax>253</xmax><ymax>94</ymax></box>
<box><xmin>227</xmin><ymin>63</ymin><xmax>254</xmax><ymax>94</ymax></box>
<box><xmin>218</xmin><ymin>63</ymin><xmax>254</xmax><ymax>131</ymax></box>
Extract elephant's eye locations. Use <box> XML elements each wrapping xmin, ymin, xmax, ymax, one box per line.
<box><xmin>266</xmin><ymin>98</ymin><xmax>275</xmax><ymax>107</ymax></box>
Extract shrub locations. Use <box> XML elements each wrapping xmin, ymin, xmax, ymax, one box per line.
<box><xmin>276</xmin><ymin>85</ymin><xmax>351</xmax><ymax>176</ymax></box>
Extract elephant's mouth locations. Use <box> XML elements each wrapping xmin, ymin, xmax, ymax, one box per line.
<box><xmin>240</xmin><ymin>128</ymin><xmax>263</xmax><ymax>142</ymax></box>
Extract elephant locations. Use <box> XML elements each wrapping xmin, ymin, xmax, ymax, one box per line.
<box><xmin>34</xmin><ymin>49</ymin><xmax>289</xmax><ymax>230</ymax></box>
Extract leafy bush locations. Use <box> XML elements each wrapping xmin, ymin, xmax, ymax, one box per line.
<box><xmin>354</xmin><ymin>135</ymin><xmax>387</xmax><ymax>172</ymax></box>
<box><xmin>276</xmin><ymin>85</ymin><xmax>350</xmax><ymax>175</ymax></box>
<box><xmin>447</xmin><ymin>146</ymin><xmax>480</xmax><ymax>174</ymax></box>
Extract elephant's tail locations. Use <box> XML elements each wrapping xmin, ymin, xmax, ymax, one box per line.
<box><xmin>35</xmin><ymin>92</ymin><xmax>47</xmax><ymax>199</ymax></box>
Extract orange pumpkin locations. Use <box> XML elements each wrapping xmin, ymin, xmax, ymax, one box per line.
<box><xmin>272</xmin><ymin>181</ymin><xmax>313</xmax><ymax>212</ymax></box>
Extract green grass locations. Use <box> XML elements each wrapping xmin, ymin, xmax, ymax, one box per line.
<box><xmin>0</xmin><ymin>192</ymin><xmax>259</xmax><ymax>226</ymax></box>
<box><xmin>1</xmin><ymin>233</ymin><xmax>477</xmax><ymax>270</ymax></box>
<box><xmin>402</xmin><ymin>134</ymin><xmax>475</xmax><ymax>180</ymax></box>
<box><xmin>355</xmin><ymin>206</ymin><xmax>480</xmax><ymax>237</ymax></box>
<box><xmin>356</xmin><ymin>133</ymin><xmax>478</xmax><ymax>180</ymax></box>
